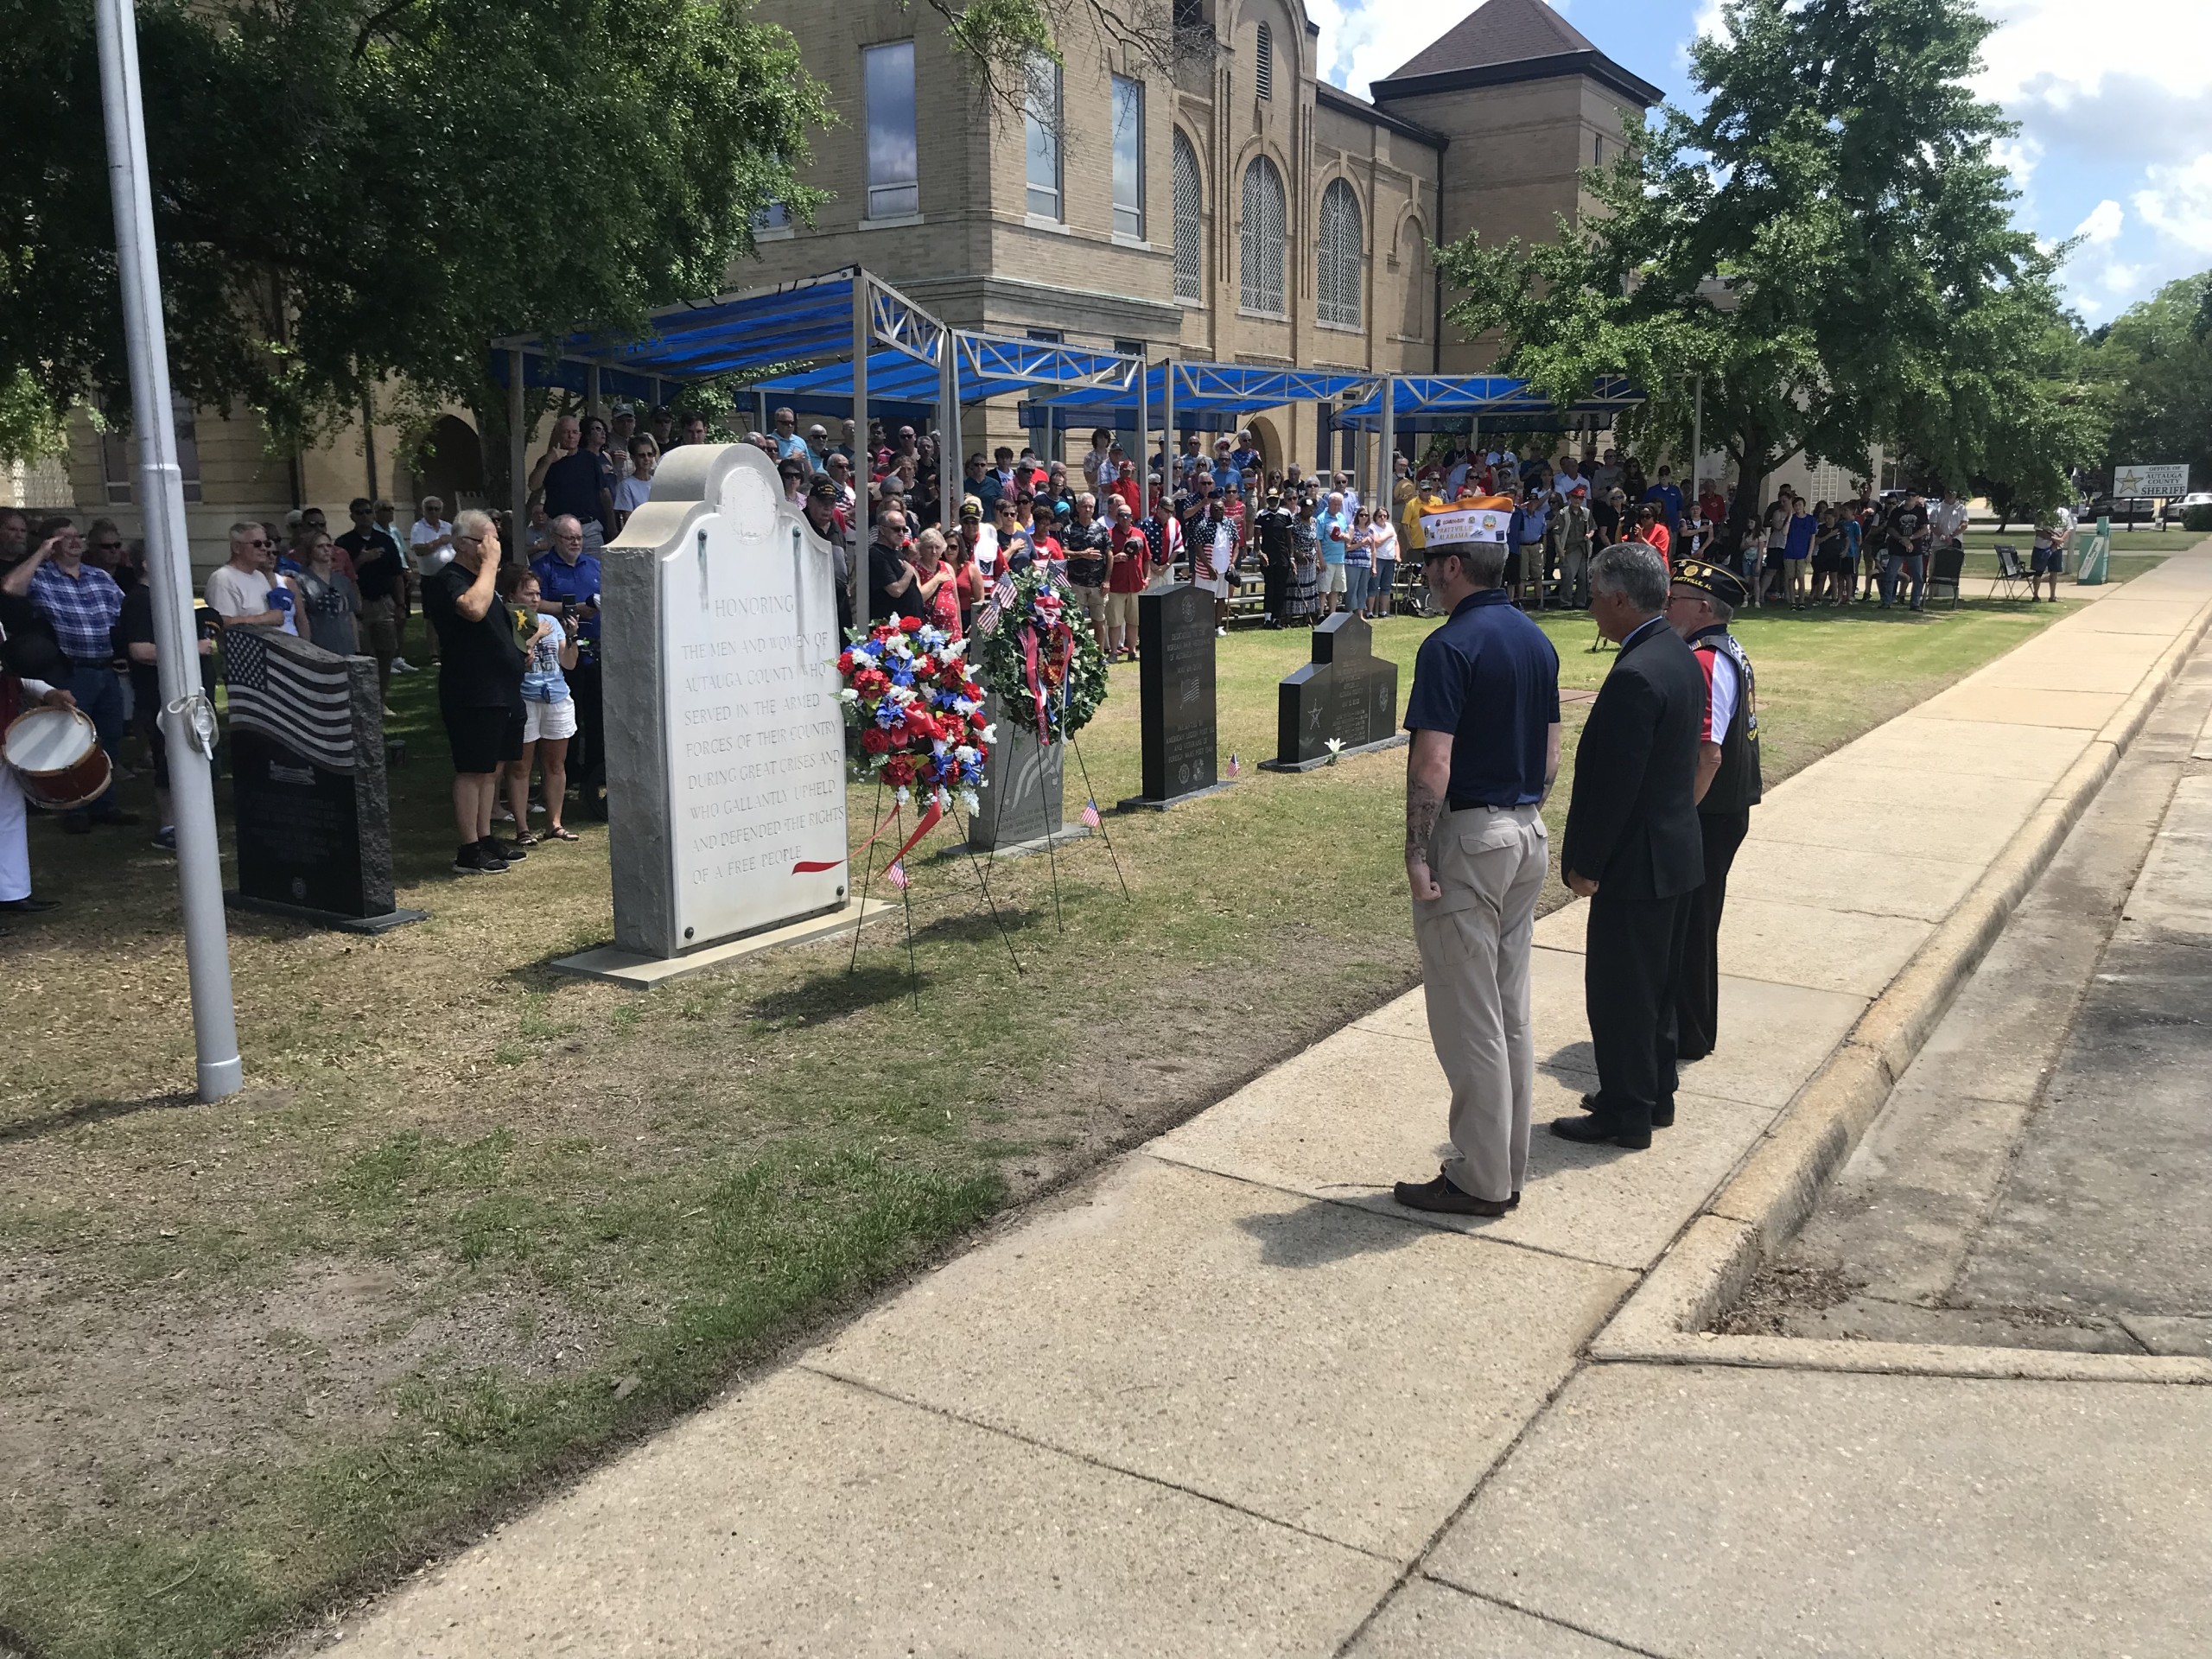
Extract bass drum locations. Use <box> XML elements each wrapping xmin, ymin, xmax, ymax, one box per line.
<box><xmin>4</xmin><ymin>703</ymin><xmax>112</xmax><ymax>810</ymax></box>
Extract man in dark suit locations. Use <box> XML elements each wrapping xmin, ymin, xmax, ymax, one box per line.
<box><xmin>1553</xmin><ymin>543</ymin><xmax>1707</xmax><ymax>1149</ymax></box>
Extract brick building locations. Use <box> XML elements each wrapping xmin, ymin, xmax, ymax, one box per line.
<box><xmin>25</xmin><ymin>0</ymin><xmax>1660</xmax><ymax>556</ymax></box>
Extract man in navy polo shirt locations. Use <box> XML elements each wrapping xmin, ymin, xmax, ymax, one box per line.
<box><xmin>1394</xmin><ymin>526</ymin><xmax>1561</xmax><ymax>1217</ymax></box>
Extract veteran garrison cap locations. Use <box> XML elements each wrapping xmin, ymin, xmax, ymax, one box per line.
<box><xmin>1672</xmin><ymin>556</ymin><xmax>1749</xmax><ymax>610</ymax></box>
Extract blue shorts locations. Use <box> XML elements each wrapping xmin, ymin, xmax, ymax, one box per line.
<box><xmin>2031</xmin><ymin>546</ymin><xmax>2063</xmax><ymax>575</ymax></box>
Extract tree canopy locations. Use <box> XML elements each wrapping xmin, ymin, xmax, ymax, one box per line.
<box><xmin>0</xmin><ymin>0</ymin><xmax>830</xmax><ymax>455</ymax></box>
<box><xmin>2087</xmin><ymin>271</ymin><xmax>2212</xmax><ymax>488</ymax></box>
<box><xmin>1436</xmin><ymin>0</ymin><xmax>2100</xmax><ymax>524</ymax></box>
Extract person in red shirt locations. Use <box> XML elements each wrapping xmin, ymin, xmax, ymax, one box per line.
<box><xmin>1698</xmin><ymin>482</ymin><xmax>1727</xmax><ymax>534</ymax></box>
<box><xmin>1637</xmin><ymin>505</ymin><xmax>1672</xmax><ymax>562</ymax></box>
<box><xmin>1103</xmin><ymin>494</ymin><xmax>1153</xmax><ymax>662</ymax></box>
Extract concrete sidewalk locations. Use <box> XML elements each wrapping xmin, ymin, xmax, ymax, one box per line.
<box><xmin>330</xmin><ymin>555</ymin><xmax>2212</xmax><ymax>1658</ymax></box>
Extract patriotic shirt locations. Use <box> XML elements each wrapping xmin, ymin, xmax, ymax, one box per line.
<box><xmin>1697</xmin><ymin>643</ymin><xmax>1740</xmax><ymax>745</ymax></box>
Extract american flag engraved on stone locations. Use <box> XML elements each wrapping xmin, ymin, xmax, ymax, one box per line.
<box><xmin>225</xmin><ymin>628</ymin><xmax>357</xmax><ymax>772</ymax></box>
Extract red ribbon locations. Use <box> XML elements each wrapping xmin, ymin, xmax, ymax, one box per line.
<box><xmin>791</xmin><ymin>795</ymin><xmax>948</xmax><ymax>875</ymax></box>
<box><xmin>885</xmin><ymin>799</ymin><xmax>944</xmax><ymax>868</ymax></box>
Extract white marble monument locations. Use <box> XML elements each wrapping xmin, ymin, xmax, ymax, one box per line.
<box><xmin>588</xmin><ymin>442</ymin><xmax>850</xmax><ymax>970</ymax></box>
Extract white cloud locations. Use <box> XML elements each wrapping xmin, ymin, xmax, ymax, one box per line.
<box><xmin>2073</xmin><ymin>200</ymin><xmax>2123</xmax><ymax>245</ymax></box>
<box><xmin>1307</xmin><ymin>0</ymin><xmax>1408</xmax><ymax>99</ymax></box>
<box><xmin>2134</xmin><ymin>155</ymin><xmax>2212</xmax><ymax>256</ymax></box>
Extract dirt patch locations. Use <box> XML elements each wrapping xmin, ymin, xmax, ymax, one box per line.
<box><xmin>1713</xmin><ymin>1262</ymin><xmax>1866</xmax><ymax>1336</ymax></box>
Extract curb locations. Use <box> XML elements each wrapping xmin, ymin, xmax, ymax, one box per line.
<box><xmin>1591</xmin><ymin>583</ymin><xmax>2212</xmax><ymax>1387</ymax></box>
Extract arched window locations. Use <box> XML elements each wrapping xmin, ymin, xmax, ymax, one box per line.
<box><xmin>1173</xmin><ymin>130</ymin><xmax>1204</xmax><ymax>302</ymax></box>
<box><xmin>1255</xmin><ymin>22</ymin><xmax>1274</xmax><ymax>100</ymax></box>
<box><xmin>1398</xmin><ymin>217</ymin><xmax>1429</xmax><ymax>341</ymax></box>
<box><xmin>1239</xmin><ymin>156</ymin><xmax>1286</xmax><ymax>316</ymax></box>
<box><xmin>1317</xmin><ymin>180</ymin><xmax>1362</xmax><ymax>327</ymax></box>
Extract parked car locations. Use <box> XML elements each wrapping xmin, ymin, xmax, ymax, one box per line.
<box><xmin>2086</xmin><ymin>495</ymin><xmax>2160</xmax><ymax>528</ymax></box>
<box><xmin>2160</xmin><ymin>492</ymin><xmax>2212</xmax><ymax>528</ymax></box>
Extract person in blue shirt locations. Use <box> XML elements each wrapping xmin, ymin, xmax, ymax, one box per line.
<box><xmin>1394</xmin><ymin>528</ymin><xmax>1561</xmax><ymax>1217</ymax></box>
<box><xmin>1643</xmin><ymin>465</ymin><xmax>1685</xmax><ymax>541</ymax></box>
<box><xmin>530</xmin><ymin>515</ymin><xmax>606</xmax><ymax>818</ymax></box>
<box><xmin>1313</xmin><ymin>490</ymin><xmax>1351</xmax><ymax>613</ymax></box>
<box><xmin>771</xmin><ymin>406</ymin><xmax>812</xmax><ymax>466</ymax></box>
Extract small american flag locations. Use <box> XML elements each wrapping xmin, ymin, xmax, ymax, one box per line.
<box><xmin>885</xmin><ymin>859</ymin><xmax>909</xmax><ymax>891</ymax></box>
<box><xmin>1080</xmin><ymin>799</ymin><xmax>1101</xmax><ymax>828</ymax></box>
<box><xmin>225</xmin><ymin>627</ymin><xmax>358</xmax><ymax>772</ymax></box>
<box><xmin>1227</xmin><ymin>753</ymin><xmax>1240</xmax><ymax>778</ymax></box>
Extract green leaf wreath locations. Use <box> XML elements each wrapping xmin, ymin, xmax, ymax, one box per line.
<box><xmin>970</xmin><ymin>563</ymin><xmax>1109</xmax><ymax>743</ymax></box>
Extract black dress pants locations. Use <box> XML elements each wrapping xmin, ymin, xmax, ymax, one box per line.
<box><xmin>1676</xmin><ymin>810</ymin><xmax>1750</xmax><ymax>1063</ymax></box>
<box><xmin>1262</xmin><ymin>563</ymin><xmax>1288</xmax><ymax>624</ymax></box>
<box><xmin>567</xmin><ymin>657</ymin><xmax>607</xmax><ymax>817</ymax></box>
<box><xmin>1585</xmin><ymin>886</ymin><xmax>1695</xmax><ymax>1135</ymax></box>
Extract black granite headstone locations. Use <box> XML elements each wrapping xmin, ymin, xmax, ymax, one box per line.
<box><xmin>224</xmin><ymin>626</ymin><xmax>423</xmax><ymax>932</ymax></box>
<box><xmin>1262</xmin><ymin>610</ymin><xmax>1404</xmax><ymax>772</ymax></box>
<box><xmin>1120</xmin><ymin>578</ymin><xmax>1230</xmax><ymax>810</ymax></box>
<box><xmin>963</xmin><ymin>691</ymin><xmax>1092</xmax><ymax>854</ymax></box>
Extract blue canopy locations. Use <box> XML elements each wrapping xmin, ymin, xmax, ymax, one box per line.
<box><xmin>1333</xmin><ymin>374</ymin><xmax>1645</xmax><ymax>432</ymax></box>
<box><xmin>1026</xmin><ymin>361</ymin><xmax>1375</xmax><ymax>429</ymax></box>
<box><xmin>749</xmin><ymin>334</ymin><xmax>1136</xmax><ymax>416</ymax></box>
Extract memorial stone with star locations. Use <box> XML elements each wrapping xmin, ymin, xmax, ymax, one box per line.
<box><xmin>1262</xmin><ymin>609</ymin><xmax>1402</xmax><ymax>772</ymax></box>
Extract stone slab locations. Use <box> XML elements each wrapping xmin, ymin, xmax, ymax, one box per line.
<box><xmin>1713</xmin><ymin>896</ymin><xmax>1931</xmax><ymax>997</ymax></box>
<box><xmin>1745</xmin><ymin>781</ymin><xmax>2050</xmax><ymax>864</ymax></box>
<box><xmin>1719</xmin><ymin>840</ymin><xmax>1983</xmax><ymax>923</ymax></box>
<box><xmin>1146</xmin><ymin>1026</ymin><xmax>1775</xmax><ymax>1273</ymax></box>
<box><xmin>1345</xmin><ymin>1579</ymin><xmax>1634</xmax><ymax>1658</ymax></box>
<box><xmin>1429</xmin><ymin>1364</ymin><xmax>2212</xmax><ymax>1659</ymax></box>
<box><xmin>551</xmin><ymin>898</ymin><xmax>895</xmax><ymax>986</ymax></box>
<box><xmin>2074</xmin><ymin>599</ymin><xmax>2212</xmax><ymax>634</ymax></box>
<box><xmin>1850</xmin><ymin>715</ymin><xmax>2094</xmax><ymax>783</ymax></box>
<box><xmin>807</xmin><ymin>1157</ymin><xmax>1630</xmax><ymax>1559</ymax></box>
<box><xmin>2118</xmin><ymin>1314</ymin><xmax>2212</xmax><ymax>1358</ymax></box>
<box><xmin>1912</xmin><ymin>684</ymin><xmax>2127</xmax><ymax>729</ymax></box>
<box><xmin>331</xmin><ymin>1367</ymin><xmax>1395</xmax><ymax>1657</ymax></box>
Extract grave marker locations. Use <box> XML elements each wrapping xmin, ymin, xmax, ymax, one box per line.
<box><xmin>1119</xmin><ymin>577</ymin><xmax>1230</xmax><ymax>810</ymax></box>
<box><xmin>224</xmin><ymin>626</ymin><xmax>423</xmax><ymax>931</ymax></box>
<box><xmin>1261</xmin><ymin>610</ymin><xmax>1405</xmax><ymax>772</ymax></box>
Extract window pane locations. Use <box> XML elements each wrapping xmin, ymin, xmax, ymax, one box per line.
<box><xmin>1026</xmin><ymin>56</ymin><xmax>1060</xmax><ymax>219</ymax></box>
<box><xmin>1112</xmin><ymin>76</ymin><xmax>1143</xmax><ymax>238</ymax></box>
<box><xmin>1173</xmin><ymin>130</ymin><xmax>1203</xmax><ymax>301</ymax></box>
<box><xmin>865</xmin><ymin>41</ymin><xmax>918</xmax><ymax>219</ymax></box>
<box><xmin>1319</xmin><ymin>181</ymin><xmax>1361</xmax><ymax>327</ymax></box>
<box><xmin>1240</xmin><ymin>157</ymin><xmax>1284</xmax><ymax>315</ymax></box>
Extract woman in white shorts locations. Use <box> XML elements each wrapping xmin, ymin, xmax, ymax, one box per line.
<box><xmin>499</xmin><ymin>569</ymin><xmax>581</xmax><ymax>843</ymax></box>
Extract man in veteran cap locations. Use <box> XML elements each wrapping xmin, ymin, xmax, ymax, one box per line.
<box><xmin>1664</xmin><ymin>555</ymin><xmax>1762</xmax><ymax>1062</ymax></box>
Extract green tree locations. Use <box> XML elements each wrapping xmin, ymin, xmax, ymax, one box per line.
<box><xmin>0</xmin><ymin>0</ymin><xmax>831</xmax><ymax>455</ymax></box>
<box><xmin>2088</xmin><ymin>271</ymin><xmax>2212</xmax><ymax>487</ymax></box>
<box><xmin>1436</xmin><ymin>0</ymin><xmax>2096</xmax><ymax>531</ymax></box>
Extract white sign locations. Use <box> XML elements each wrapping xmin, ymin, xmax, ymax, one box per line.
<box><xmin>2113</xmin><ymin>463</ymin><xmax>2190</xmax><ymax>498</ymax></box>
<box><xmin>606</xmin><ymin>444</ymin><xmax>847</xmax><ymax>957</ymax></box>
<box><xmin>1421</xmin><ymin>505</ymin><xmax>1510</xmax><ymax>544</ymax></box>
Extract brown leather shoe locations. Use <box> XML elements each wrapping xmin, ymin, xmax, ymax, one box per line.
<box><xmin>1392</xmin><ymin>1170</ymin><xmax>1516</xmax><ymax>1217</ymax></box>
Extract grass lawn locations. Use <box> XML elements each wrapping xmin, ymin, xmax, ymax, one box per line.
<box><xmin>0</xmin><ymin>578</ymin><xmax>2088</xmax><ymax>1657</ymax></box>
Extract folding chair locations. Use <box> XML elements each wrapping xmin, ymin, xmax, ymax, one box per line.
<box><xmin>1988</xmin><ymin>543</ymin><xmax>2031</xmax><ymax>601</ymax></box>
<box><xmin>1928</xmin><ymin>543</ymin><xmax>1967</xmax><ymax>609</ymax></box>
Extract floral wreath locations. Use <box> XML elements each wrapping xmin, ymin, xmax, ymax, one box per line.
<box><xmin>969</xmin><ymin>563</ymin><xmax>1109</xmax><ymax>744</ymax></box>
<box><xmin>837</xmin><ymin>618</ymin><xmax>992</xmax><ymax>810</ymax></box>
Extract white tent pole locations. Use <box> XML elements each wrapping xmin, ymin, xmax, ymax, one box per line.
<box><xmin>94</xmin><ymin>0</ymin><xmax>243</xmax><ymax>1102</ymax></box>
<box><xmin>939</xmin><ymin>333</ymin><xmax>961</xmax><ymax>524</ymax></box>
<box><xmin>1135</xmin><ymin>354</ymin><xmax>1149</xmax><ymax>508</ymax></box>
<box><xmin>850</xmin><ymin>270</ymin><xmax>869</xmax><ymax>624</ymax></box>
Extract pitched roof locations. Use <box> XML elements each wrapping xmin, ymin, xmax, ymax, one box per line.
<box><xmin>1371</xmin><ymin>0</ymin><xmax>1662</xmax><ymax>108</ymax></box>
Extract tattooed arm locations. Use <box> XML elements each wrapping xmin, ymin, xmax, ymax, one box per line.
<box><xmin>1406</xmin><ymin>728</ymin><xmax>1453</xmax><ymax>901</ymax></box>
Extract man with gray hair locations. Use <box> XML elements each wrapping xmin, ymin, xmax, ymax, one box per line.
<box><xmin>1394</xmin><ymin>527</ymin><xmax>1561</xmax><ymax>1217</ymax></box>
<box><xmin>1554</xmin><ymin>542</ymin><xmax>1707</xmax><ymax>1150</ymax></box>
<box><xmin>423</xmin><ymin>507</ymin><xmax>529</xmax><ymax>874</ymax></box>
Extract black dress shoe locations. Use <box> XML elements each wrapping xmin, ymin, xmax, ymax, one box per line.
<box><xmin>1392</xmin><ymin>1169</ymin><xmax>1515</xmax><ymax>1217</ymax></box>
<box><xmin>1579</xmin><ymin>1090</ymin><xmax>1674</xmax><ymax>1128</ymax></box>
<box><xmin>1551</xmin><ymin>1113</ymin><xmax>1653</xmax><ymax>1150</ymax></box>
<box><xmin>0</xmin><ymin>895</ymin><xmax>59</xmax><ymax>913</ymax></box>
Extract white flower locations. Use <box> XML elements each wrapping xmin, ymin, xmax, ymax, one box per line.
<box><xmin>954</xmin><ymin>744</ymin><xmax>977</xmax><ymax>765</ymax></box>
<box><xmin>887</xmin><ymin>684</ymin><xmax>915</xmax><ymax>705</ymax></box>
<box><xmin>893</xmin><ymin>785</ymin><xmax>912</xmax><ymax>805</ymax></box>
<box><xmin>839</xmin><ymin>687</ymin><xmax>860</xmax><ymax>702</ymax></box>
<box><xmin>932</xmin><ymin>738</ymin><xmax>950</xmax><ymax>759</ymax></box>
<box><xmin>979</xmin><ymin>722</ymin><xmax>998</xmax><ymax>745</ymax></box>
<box><xmin>960</xmin><ymin>787</ymin><xmax>982</xmax><ymax>815</ymax></box>
<box><xmin>1325</xmin><ymin>737</ymin><xmax>1345</xmax><ymax>754</ymax></box>
<box><xmin>944</xmin><ymin>638</ymin><xmax>969</xmax><ymax>661</ymax></box>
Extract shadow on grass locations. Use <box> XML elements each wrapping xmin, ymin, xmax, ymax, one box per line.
<box><xmin>0</xmin><ymin>1087</ymin><xmax>194</xmax><ymax>1147</ymax></box>
<box><xmin>747</xmin><ymin>963</ymin><xmax>928</xmax><ymax>1027</ymax></box>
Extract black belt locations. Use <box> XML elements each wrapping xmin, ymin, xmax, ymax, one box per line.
<box><xmin>1448</xmin><ymin>798</ymin><xmax>1525</xmax><ymax>813</ymax></box>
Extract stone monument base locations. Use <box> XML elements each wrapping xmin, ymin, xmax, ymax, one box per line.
<box><xmin>1116</xmin><ymin>779</ymin><xmax>1237</xmax><ymax>812</ymax></box>
<box><xmin>226</xmin><ymin>892</ymin><xmax>427</xmax><ymax>934</ymax></box>
<box><xmin>1258</xmin><ymin>733</ymin><xmax>1408</xmax><ymax>773</ymax></box>
<box><xmin>955</xmin><ymin>823</ymin><xmax>1093</xmax><ymax>861</ymax></box>
<box><xmin>552</xmin><ymin>898</ymin><xmax>898</xmax><ymax>988</ymax></box>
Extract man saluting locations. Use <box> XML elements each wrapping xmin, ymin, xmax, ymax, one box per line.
<box><xmin>1554</xmin><ymin>543</ymin><xmax>1705</xmax><ymax>1150</ymax></box>
<box><xmin>1666</xmin><ymin>557</ymin><xmax>1762</xmax><ymax>1061</ymax></box>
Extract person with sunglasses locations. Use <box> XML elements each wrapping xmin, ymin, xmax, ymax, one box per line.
<box><xmin>204</xmin><ymin>523</ymin><xmax>292</xmax><ymax>630</ymax></box>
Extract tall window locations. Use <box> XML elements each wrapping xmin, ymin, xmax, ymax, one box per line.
<box><xmin>863</xmin><ymin>41</ymin><xmax>918</xmax><ymax>219</ymax></box>
<box><xmin>1255</xmin><ymin>22</ymin><xmax>1273</xmax><ymax>99</ymax></box>
<box><xmin>1317</xmin><ymin>180</ymin><xmax>1363</xmax><ymax>327</ymax></box>
<box><xmin>100</xmin><ymin>397</ymin><xmax>201</xmax><ymax>505</ymax></box>
<box><xmin>1239</xmin><ymin>156</ymin><xmax>1286</xmax><ymax>316</ymax></box>
<box><xmin>1172</xmin><ymin>130</ymin><xmax>1203</xmax><ymax>301</ymax></box>
<box><xmin>1025</xmin><ymin>53</ymin><xmax>1063</xmax><ymax>219</ymax></box>
<box><xmin>1111</xmin><ymin>75</ymin><xmax>1144</xmax><ymax>239</ymax></box>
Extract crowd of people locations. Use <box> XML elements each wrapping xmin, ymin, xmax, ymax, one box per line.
<box><xmin>1</xmin><ymin>393</ymin><xmax>2064</xmax><ymax>897</ymax></box>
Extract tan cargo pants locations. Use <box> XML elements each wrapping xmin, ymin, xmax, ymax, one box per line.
<box><xmin>1412</xmin><ymin>803</ymin><xmax>1548</xmax><ymax>1202</ymax></box>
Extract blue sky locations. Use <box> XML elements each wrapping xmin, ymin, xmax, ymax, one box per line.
<box><xmin>1308</xmin><ymin>0</ymin><xmax>2212</xmax><ymax>323</ymax></box>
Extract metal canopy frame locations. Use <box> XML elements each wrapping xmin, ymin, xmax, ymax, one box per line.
<box><xmin>1333</xmin><ymin>374</ymin><xmax>1645</xmax><ymax>433</ymax></box>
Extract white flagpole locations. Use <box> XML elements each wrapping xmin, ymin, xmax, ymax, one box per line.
<box><xmin>94</xmin><ymin>0</ymin><xmax>243</xmax><ymax>1100</ymax></box>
